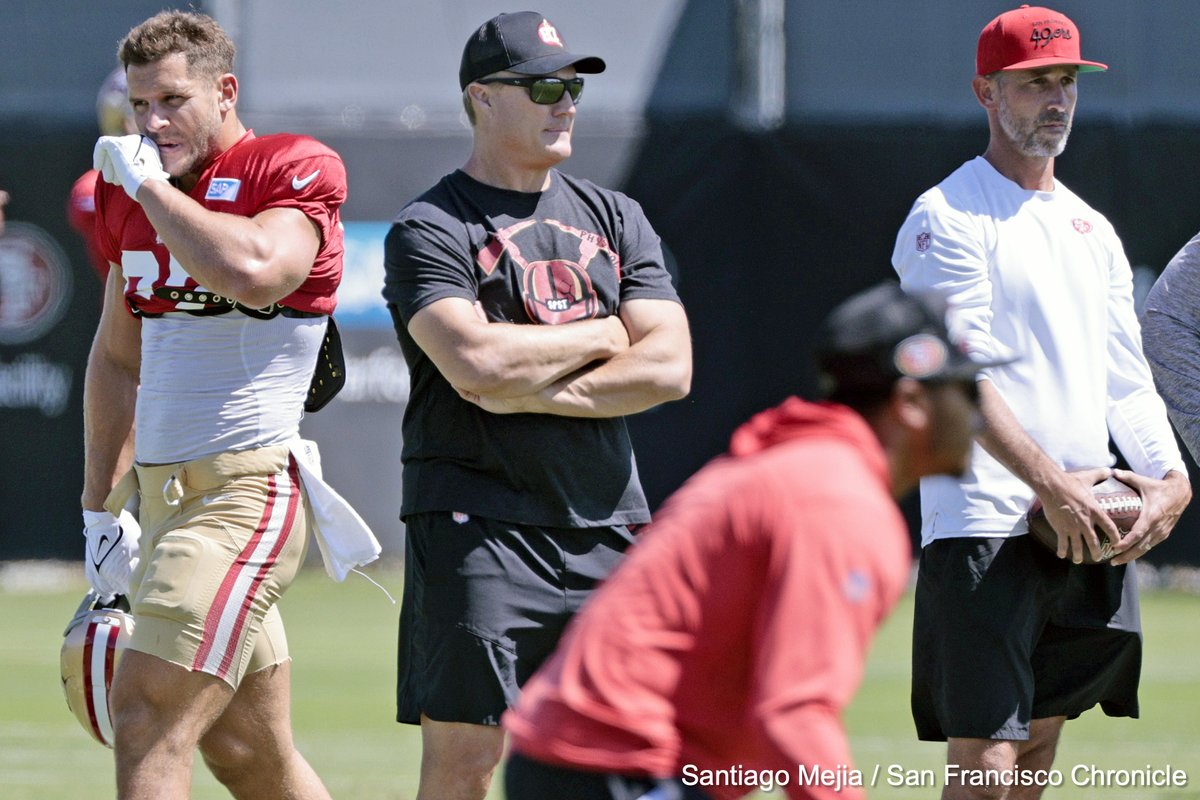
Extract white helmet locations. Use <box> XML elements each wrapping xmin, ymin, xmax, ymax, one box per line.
<box><xmin>96</xmin><ymin>66</ymin><xmax>135</xmax><ymax>137</ymax></box>
<box><xmin>60</xmin><ymin>591</ymin><xmax>134</xmax><ymax>747</ymax></box>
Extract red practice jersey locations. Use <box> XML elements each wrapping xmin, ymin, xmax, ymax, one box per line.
<box><xmin>504</xmin><ymin>398</ymin><xmax>912</xmax><ymax>800</ymax></box>
<box><xmin>94</xmin><ymin>130</ymin><xmax>346</xmax><ymax>316</ymax></box>
<box><xmin>67</xmin><ymin>169</ymin><xmax>111</xmax><ymax>284</ymax></box>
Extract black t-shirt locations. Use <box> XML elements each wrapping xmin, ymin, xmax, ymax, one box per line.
<box><xmin>383</xmin><ymin>169</ymin><xmax>681</xmax><ymax>527</ymax></box>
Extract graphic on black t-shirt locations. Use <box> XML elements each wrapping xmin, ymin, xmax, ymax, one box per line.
<box><xmin>477</xmin><ymin>218</ymin><xmax>615</xmax><ymax>325</ymax></box>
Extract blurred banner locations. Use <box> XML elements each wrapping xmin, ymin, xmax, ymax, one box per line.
<box><xmin>0</xmin><ymin>122</ymin><xmax>100</xmax><ymax>561</ymax></box>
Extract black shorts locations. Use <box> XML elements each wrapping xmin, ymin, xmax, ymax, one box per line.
<box><xmin>396</xmin><ymin>511</ymin><xmax>635</xmax><ymax>725</ymax></box>
<box><xmin>505</xmin><ymin>753</ymin><xmax>713</xmax><ymax>800</ymax></box>
<box><xmin>912</xmin><ymin>534</ymin><xmax>1141</xmax><ymax>741</ymax></box>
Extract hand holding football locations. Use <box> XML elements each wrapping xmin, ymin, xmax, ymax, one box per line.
<box><xmin>1026</xmin><ymin>476</ymin><xmax>1142</xmax><ymax>565</ymax></box>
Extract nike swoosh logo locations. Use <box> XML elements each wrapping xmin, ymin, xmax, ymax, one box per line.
<box><xmin>292</xmin><ymin>170</ymin><xmax>320</xmax><ymax>190</ymax></box>
<box><xmin>90</xmin><ymin>531</ymin><xmax>122</xmax><ymax>568</ymax></box>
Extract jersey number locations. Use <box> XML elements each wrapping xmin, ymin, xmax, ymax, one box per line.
<box><xmin>121</xmin><ymin>249</ymin><xmax>211</xmax><ymax>303</ymax></box>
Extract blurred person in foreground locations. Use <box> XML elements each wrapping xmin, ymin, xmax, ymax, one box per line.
<box><xmin>892</xmin><ymin>6</ymin><xmax>1190</xmax><ymax>798</ymax></box>
<box><xmin>0</xmin><ymin>187</ymin><xmax>8</xmax><ymax>235</ymax></box>
<box><xmin>382</xmin><ymin>10</ymin><xmax>692</xmax><ymax>800</ymax></box>
<box><xmin>83</xmin><ymin>10</ymin><xmax>374</xmax><ymax>799</ymax></box>
<box><xmin>68</xmin><ymin>66</ymin><xmax>138</xmax><ymax>285</ymax></box>
<box><xmin>501</xmin><ymin>281</ymin><xmax>993</xmax><ymax>800</ymax></box>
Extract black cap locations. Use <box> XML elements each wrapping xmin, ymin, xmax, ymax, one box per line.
<box><xmin>459</xmin><ymin>11</ymin><xmax>607</xmax><ymax>90</ymax></box>
<box><xmin>816</xmin><ymin>282</ymin><xmax>1008</xmax><ymax>398</ymax></box>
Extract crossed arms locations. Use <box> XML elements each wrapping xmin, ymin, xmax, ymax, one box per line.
<box><xmin>407</xmin><ymin>295</ymin><xmax>692</xmax><ymax>418</ymax></box>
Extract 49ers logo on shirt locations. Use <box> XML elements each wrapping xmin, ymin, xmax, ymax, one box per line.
<box><xmin>1072</xmin><ymin>218</ymin><xmax>1093</xmax><ymax>234</ymax></box>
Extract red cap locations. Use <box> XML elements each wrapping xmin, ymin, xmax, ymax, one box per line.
<box><xmin>976</xmin><ymin>5</ymin><xmax>1107</xmax><ymax>76</ymax></box>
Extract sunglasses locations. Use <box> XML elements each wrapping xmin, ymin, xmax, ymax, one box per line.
<box><xmin>475</xmin><ymin>76</ymin><xmax>585</xmax><ymax>105</ymax></box>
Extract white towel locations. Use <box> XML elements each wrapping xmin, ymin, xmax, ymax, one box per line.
<box><xmin>288</xmin><ymin>439</ymin><xmax>382</xmax><ymax>581</ymax></box>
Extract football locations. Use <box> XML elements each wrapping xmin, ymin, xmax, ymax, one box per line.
<box><xmin>1026</xmin><ymin>476</ymin><xmax>1142</xmax><ymax>564</ymax></box>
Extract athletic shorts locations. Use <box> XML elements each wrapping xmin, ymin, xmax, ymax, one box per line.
<box><xmin>911</xmin><ymin>534</ymin><xmax>1141</xmax><ymax>741</ymax></box>
<box><xmin>505</xmin><ymin>753</ymin><xmax>713</xmax><ymax>800</ymax></box>
<box><xmin>396</xmin><ymin>511</ymin><xmax>635</xmax><ymax>726</ymax></box>
<box><xmin>107</xmin><ymin>445</ymin><xmax>310</xmax><ymax>688</ymax></box>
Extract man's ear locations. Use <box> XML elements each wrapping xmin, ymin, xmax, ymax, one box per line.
<box><xmin>217</xmin><ymin>73</ymin><xmax>238</xmax><ymax>112</ymax></box>
<box><xmin>467</xmin><ymin>84</ymin><xmax>491</xmax><ymax>111</ymax></box>
<box><xmin>891</xmin><ymin>377</ymin><xmax>931</xmax><ymax>431</ymax></box>
<box><xmin>972</xmin><ymin>74</ymin><xmax>998</xmax><ymax>110</ymax></box>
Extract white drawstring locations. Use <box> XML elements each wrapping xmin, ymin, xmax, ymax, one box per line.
<box><xmin>351</xmin><ymin>568</ymin><xmax>397</xmax><ymax>604</ymax></box>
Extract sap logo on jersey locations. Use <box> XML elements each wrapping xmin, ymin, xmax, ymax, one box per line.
<box><xmin>205</xmin><ymin>178</ymin><xmax>241</xmax><ymax>202</ymax></box>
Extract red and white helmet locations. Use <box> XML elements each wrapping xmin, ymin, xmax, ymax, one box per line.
<box><xmin>60</xmin><ymin>591</ymin><xmax>134</xmax><ymax>747</ymax></box>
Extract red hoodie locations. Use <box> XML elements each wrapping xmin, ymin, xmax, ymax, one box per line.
<box><xmin>504</xmin><ymin>397</ymin><xmax>911</xmax><ymax>800</ymax></box>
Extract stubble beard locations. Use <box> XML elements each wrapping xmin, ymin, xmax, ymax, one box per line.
<box><xmin>160</xmin><ymin>111</ymin><xmax>224</xmax><ymax>180</ymax></box>
<box><xmin>998</xmin><ymin>99</ymin><xmax>1071</xmax><ymax>158</ymax></box>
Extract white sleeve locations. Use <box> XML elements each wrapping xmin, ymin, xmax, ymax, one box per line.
<box><xmin>1103</xmin><ymin>227</ymin><xmax>1188</xmax><ymax>478</ymax></box>
<box><xmin>891</xmin><ymin>192</ymin><xmax>1010</xmax><ymax>373</ymax></box>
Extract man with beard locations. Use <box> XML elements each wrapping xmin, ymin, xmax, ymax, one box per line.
<box><xmin>502</xmin><ymin>282</ymin><xmax>995</xmax><ymax>800</ymax></box>
<box><xmin>83</xmin><ymin>10</ymin><xmax>364</xmax><ymax>799</ymax></box>
<box><xmin>892</xmin><ymin>6</ymin><xmax>1190</xmax><ymax>799</ymax></box>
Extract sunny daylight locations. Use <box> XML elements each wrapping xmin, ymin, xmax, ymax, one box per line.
<box><xmin>5</xmin><ymin>2</ymin><xmax>1200</xmax><ymax>800</ymax></box>
<box><xmin>5</xmin><ymin>566</ymin><xmax>1200</xmax><ymax>798</ymax></box>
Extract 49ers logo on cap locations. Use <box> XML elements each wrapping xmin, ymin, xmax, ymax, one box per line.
<box><xmin>1030</xmin><ymin>24</ymin><xmax>1073</xmax><ymax>49</ymax></box>
<box><xmin>538</xmin><ymin>19</ymin><xmax>564</xmax><ymax>47</ymax></box>
<box><xmin>894</xmin><ymin>333</ymin><xmax>948</xmax><ymax>379</ymax></box>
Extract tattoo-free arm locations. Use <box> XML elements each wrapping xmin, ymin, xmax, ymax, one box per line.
<box><xmin>81</xmin><ymin>266</ymin><xmax>140</xmax><ymax>511</ymax></box>
<box><xmin>459</xmin><ymin>298</ymin><xmax>692</xmax><ymax>418</ymax></box>
<box><xmin>407</xmin><ymin>296</ymin><xmax>631</xmax><ymax>398</ymax></box>
<box><xmin>976</xmin><ymin>379</ymin><xmax>1118</xmax><ymax>563</ymax></box>
<box><xmin>135</xmin><ymin>179</ymin><xmax>320</xmax><ymax>309</ymax></box>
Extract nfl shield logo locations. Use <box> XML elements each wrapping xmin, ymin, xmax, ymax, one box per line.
<box><xmin>205</xmin><ymin>178</ymin><xmax>241</xmax><ymax>202</ymax></box>
<box><xmin>916</xmin><ymin>232</ymin><xmax>931</xmax><ymax>252</ymax></box>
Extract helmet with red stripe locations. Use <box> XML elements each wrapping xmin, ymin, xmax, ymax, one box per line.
<box><xmin>60</xmin><ymin>591</ymin><xmax>134</xmax><ymax>747</ymax></box>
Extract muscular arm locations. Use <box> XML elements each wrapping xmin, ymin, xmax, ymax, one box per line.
<box><xmin>134</xmin><ymin>179</ymin><xmax>319</xmax><ymax>308</ymax></box>
<box><xmin>976</xmin><ymin>379</ymin><xmax>1118</xmax><ymax>562</ymax></box>
<box><xmin>81</xmin><ymin>266</ymin><xmax>140</xmax><ymax>511</ymax></box>
<box><xmin>459</xmin><ymin>298</ymin><xmax>692</xmax><ymax>418</ymax></box>
<box><xmin>407</xmin><ymin>296</ymin><xmax>631</xmax><ymax>397</ymax></box>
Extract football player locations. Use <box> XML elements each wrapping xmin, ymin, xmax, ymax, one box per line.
<box><xmin>82</xmin><ymin>10</ymin><xmax>355</xmax><ymax>799</ymax></box>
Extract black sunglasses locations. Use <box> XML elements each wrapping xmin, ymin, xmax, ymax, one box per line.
<box><xmin>475</xmin><ymin>76</ymin><xmax>585</xmax><ymax>105</ymax></box>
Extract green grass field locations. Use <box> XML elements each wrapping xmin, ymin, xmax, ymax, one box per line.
<box><xmin>3</xmin><ymin>564</ymin><xmax>1199</xmax><ymax>799</ymax></box>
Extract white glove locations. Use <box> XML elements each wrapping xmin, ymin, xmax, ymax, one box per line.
<box><xmin>93</xmin><ymin>134</ymin><xmax>169</xmax><ymax>200</ymax></box>
<box><xmin>83</xmin><ymin>509</ymin><xmax>141</xmax><ymax>598</ymax></box>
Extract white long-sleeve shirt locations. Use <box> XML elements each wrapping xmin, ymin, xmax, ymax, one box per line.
<box><xmin>893</xmin><ymin>156</ymin><xmax>1185</xmax><ymax>546</ymax></box>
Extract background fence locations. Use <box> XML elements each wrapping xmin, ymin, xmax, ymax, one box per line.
<box><xmin>5</xmin><ymin>0</ymin><xmax>1200</xmax><ymax>563</ymax></box>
